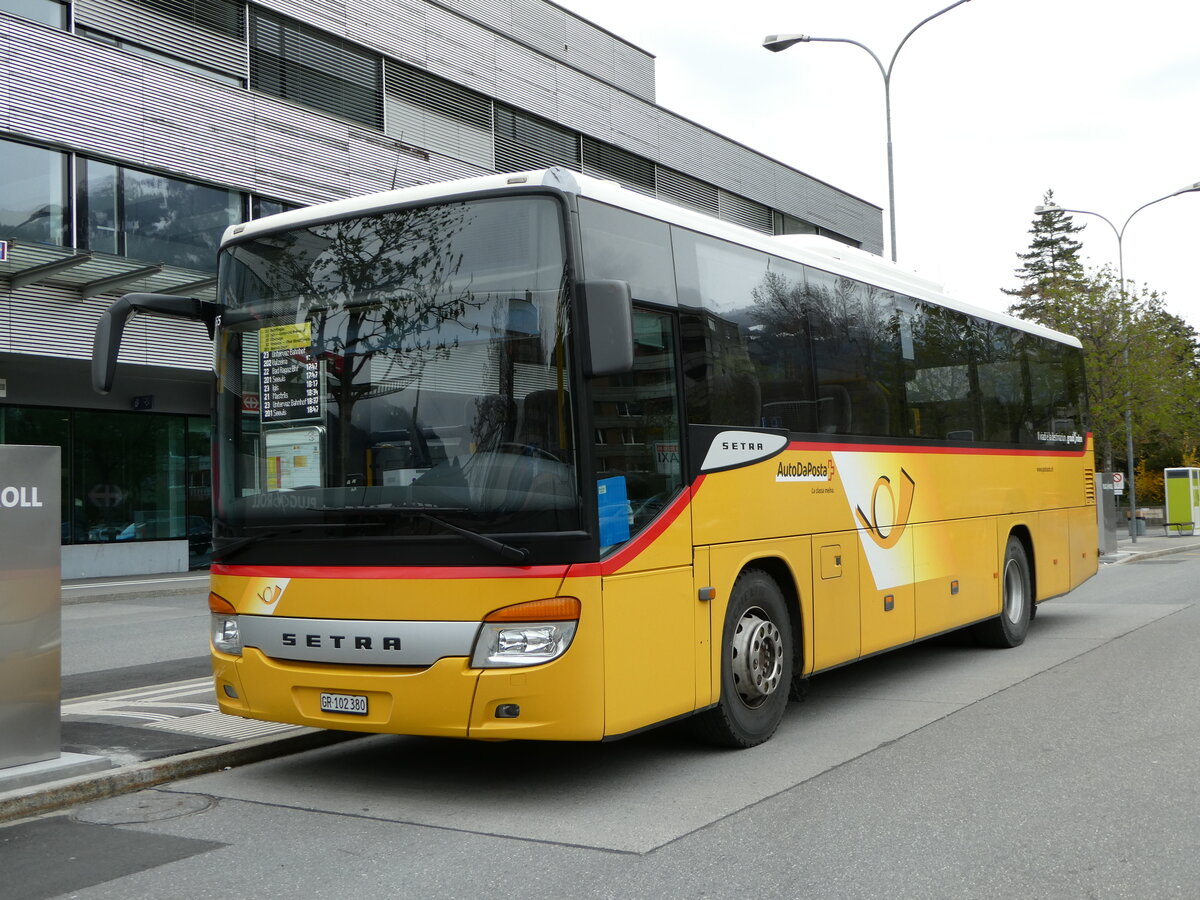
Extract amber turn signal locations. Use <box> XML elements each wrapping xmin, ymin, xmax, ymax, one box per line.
<box><xmin>208</xmin><ymin>592</ymin><xmax>236</xmax><ymax>614</ymax></box>
<box><xmin>484</xmin><ymin>596</ymin><xmax>581</xmax><ymax>622</ymax></box>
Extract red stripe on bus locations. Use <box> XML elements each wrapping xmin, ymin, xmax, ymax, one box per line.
<box><xmin>786</xmin><ymin>437</ymin><xmax>1092</xmax><ymax>457</ymax></box>
<box><xmin>210</xmin><ymin>563</ymin><xmax>572</xmax><ymax>580</ymax></box>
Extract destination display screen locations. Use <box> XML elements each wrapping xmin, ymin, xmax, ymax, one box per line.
<box><xmin>259</xmin><ymin>323</ymin><xmax>321</xmax><ymax>422</ymax></box>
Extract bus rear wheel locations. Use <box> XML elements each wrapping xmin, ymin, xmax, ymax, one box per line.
<box><xmin>973</xmin><ymin>536</ymin><xmax>1032</xmax><ymax>648</ymax></box>
<box><xmin>694</xmin><ymin>569</ymin><xmax>793</xmax><ymax>748</ymax></box>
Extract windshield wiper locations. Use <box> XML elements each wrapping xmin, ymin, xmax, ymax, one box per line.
<box><xmin>214</xmin><ymin>511</ymin><xmax>529</xmax><ymax>564</ymax></box>
<box><xmin>215</xmin><ymin>522</ymin><xmax>388</xmax><ymax>560</ymax></box>
<box><xmin>418</xmin><ymin>513</ymin><xmax>529</xmax><ymax>563</ymax></box>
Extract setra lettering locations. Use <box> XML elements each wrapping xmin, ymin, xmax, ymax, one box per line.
<box><xmin>278</xmin><ymin>632</ymin><xmax>402</xmax><ymax>652</ymax></box>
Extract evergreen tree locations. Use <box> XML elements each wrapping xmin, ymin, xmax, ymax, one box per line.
<box><xmin>1003</xmin><ymin>189</ymin><xmax>1087</xmax><ymax>321</ymax></box>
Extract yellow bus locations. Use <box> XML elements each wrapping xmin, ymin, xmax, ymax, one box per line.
<box><xmin>93</xmin><ymin>168</ymin><xmax>1097</xmax><ymax>747</ymax></box>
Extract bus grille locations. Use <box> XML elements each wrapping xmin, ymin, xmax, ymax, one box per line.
<box><xmin>1084</xmin><ymin>468</ymin><xmax>1096</xmax><ymax>505</ymax></box>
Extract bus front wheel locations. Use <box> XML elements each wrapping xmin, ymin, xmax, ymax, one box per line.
<box><xmin>695</xmin><ymin>569</ymin><xmax>793</xmax><ymax>748</ymax></box>
<box><xmin>973</xmin><ymin>536</ymin><xmax>1032</xmax><ymax>648</ymax></box>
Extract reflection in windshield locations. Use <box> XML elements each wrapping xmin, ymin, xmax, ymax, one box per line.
<box><xmin>215</xmin><ymin>196</ymin><xmax>580</xmax><ymax>539</ymax></box>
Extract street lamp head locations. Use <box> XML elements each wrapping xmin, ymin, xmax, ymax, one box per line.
<box><xmin>1173</xmin><ymin>181</ymin><xmax>1200</xmax><ymax>195</ymax></box>
<box><xmin>763</xmin><ymin>34</ymin><xmax>810</xmax><ymax>53</ymax></box>
<box><xmin>1034</xmin><ymin>204</ymin><xmax>1061</xmax><ymax>215</ymax></box>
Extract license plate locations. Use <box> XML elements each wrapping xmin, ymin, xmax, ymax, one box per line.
<box><xmin>320</xmin><ymin>692</ymin><xmax>368</xmax><ymax>715</ymax></box>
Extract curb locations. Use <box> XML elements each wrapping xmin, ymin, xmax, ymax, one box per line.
<box><xmin>0</xmin><ymin>728</ymin><xmax>361</xmax><ymax>824</ymax></box>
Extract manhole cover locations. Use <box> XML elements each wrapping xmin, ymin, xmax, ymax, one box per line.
<box><xmin>74</xmin><ymin>791</ymin><xmax>214</xmax><ymax>825</ymax></box>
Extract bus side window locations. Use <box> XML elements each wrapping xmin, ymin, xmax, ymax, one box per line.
<box><xmin>592</xmin><ymin>310</ymin><xmax>683</xmax><ymax>545</ymax></box>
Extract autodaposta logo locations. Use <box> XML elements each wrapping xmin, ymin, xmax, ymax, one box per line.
<box><xmin>776</xmin><ymin>458</ymin><xmax>834</xmax><ymax>482</ymax></box>
<box><xmin>854</xmin><ymin>468</ymin><xmax>916</xmax><ymax>549</ymax></box>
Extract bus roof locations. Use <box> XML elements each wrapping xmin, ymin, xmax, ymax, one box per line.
<box><xmin>222</xmin><ymin>167</ymin><xmax>1081</xmax><ymax>349</ymax></box>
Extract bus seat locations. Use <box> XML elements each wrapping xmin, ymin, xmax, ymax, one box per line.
<box><xmin>817</xmin><ymin>385</ymin><xmax>851</xmax><ymax>434</ymax></box>
<box><xmin>850</xmin><ymin>382</ymin><xmax>890</xmax><ymax>436</ymax></box>
<box><xmin>515</xmin><ymin>389</ymin><xmax>569</xmax><ymax>456</ymax></box>
<box><xmin>762</xmin><ymin>400</ymin><xmax>816</xmax><ymax>433</ymax></box>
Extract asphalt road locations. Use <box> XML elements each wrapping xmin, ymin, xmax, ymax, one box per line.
<box><xmin>5</xmin><ymin>554</ymin><xmax>1199</xmax><ymax>899</ymax></box>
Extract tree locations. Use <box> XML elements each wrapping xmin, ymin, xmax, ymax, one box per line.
<box><xmin>1007</xmin><ymin>260</ymin><xmax>1200</xmax><ymax>474</ymax></box>
<box><xmin>1003</xmin><ymin>189</ymin><xmax>1087</xmax><ymax>321</ymax></box>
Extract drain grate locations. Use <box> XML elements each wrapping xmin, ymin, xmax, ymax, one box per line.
<box><xmin>145</xmin><ymin>711</ymin><xmax>303</xmax><ymax>740</ymax></box>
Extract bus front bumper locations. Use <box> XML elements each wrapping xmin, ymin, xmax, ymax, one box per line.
<box><xmin>211</xmin><ymin>644</ymin><xmax>605</xmax><ymax>741</ymax></box>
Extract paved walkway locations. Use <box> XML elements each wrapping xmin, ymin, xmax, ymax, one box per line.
<box><xmin>1106</xmin><ymin>528</ymin><xmax>1200</xmax><ymax>564</ymax></box>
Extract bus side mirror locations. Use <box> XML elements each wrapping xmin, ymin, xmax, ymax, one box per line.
<box><xmin>581</xmin><ymin>279</ymin><xmax>633</xmax><ymax>377</ymax></box>
<box><xmin>92</xmin><ymin>292</ymin><xmax>218</xmax><ymax>394</ymax></box>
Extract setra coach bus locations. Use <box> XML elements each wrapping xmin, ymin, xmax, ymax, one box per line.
<box><xmin>93</xmin><ymin>167</ymin><xmax>1097</xmax><ymax>747</ymax></box>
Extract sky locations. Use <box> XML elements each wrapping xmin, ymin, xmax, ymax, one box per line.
<box><xmin>554</xmin><ymin>0</ymin><xmax>1200</xmax><ymax>324</ymax></box>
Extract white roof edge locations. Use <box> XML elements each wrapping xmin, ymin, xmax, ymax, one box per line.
<box><xmin>220</xmin><ymin>168</ymin><xmax>582</xmax><ymax>246</ymax></box>
<box><xmin>221</xmin><ymin>167</ymin><xmax>1081</xmax><ymax>349</ymax></box>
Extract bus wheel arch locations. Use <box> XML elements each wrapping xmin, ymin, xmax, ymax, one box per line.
<box><xmin>695</xmin><ymin>564</ymin><xmax>797</xmax><ymax>748</ymax></box>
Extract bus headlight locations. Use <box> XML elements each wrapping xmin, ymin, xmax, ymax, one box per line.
<box><xmin>471</xmin><ymin>597</ymin><xmax>580</xmax><ymax>668</ymax></box>
<box><xmin>209</xmin><ymin>592</ymin><xmax>242</xmax><ymax>656</ymax></box>
<box><xmin>211</xmin><ymin>614</ymin><xmax>242</xmax><ymax>656</ymax></box>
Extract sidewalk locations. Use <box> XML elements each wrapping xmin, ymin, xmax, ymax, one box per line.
<box><xmin>1105</xmin><ymin>527</ymin><xmax>1200</xmax><ymax>565</ymax></box>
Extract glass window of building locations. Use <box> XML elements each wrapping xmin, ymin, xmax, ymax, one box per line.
<box><xmin>0</xmin><ymin>406</ymin><xmax>71</xmax><ymax>538</ymax></box>
<box><xmin>0</xmin><ymin>0</ymin><xmax>67</xmax><ymax>28</ymax></box>
<box><xmin>80</xmin><ymin>159</ymin><xmax>120</xmax><ymax>255</ymax></box>
<box><xmin>186</xmin><ymin>416</ymin><xmax>213</xmax><ymax>560</ymax></box>
<box><xmin>251</xmin><ymin>196</ymin><xmax>301</xmax><ymax>220</ymax></box>
<box><xmin>386</xmin><ymin>62</ymin><xmax>494</xmax><ymax>170</ymax></box>
<box><xmin>249</xmin><ymin>9</ymin><xmax>384</xmax><ymax>130</ymax></box>
<box><xmin>2</xmin><ymin>407</ymin><xmax>212</xmax><ymax>560</ymax></box>
<box><xmin>76</xmin><ymin>27</ymin><xmax>246</xmax><ymax>87</ymax></box>
<box><xmin>73</xmin><ymin>410</ymin><xmax>187</xmax><ymax>545</ymax></box>
<box><xmin>137</xmin><ymin>0</ymin><xmax>244</xmax><ymax>40</ymax></box>
<box><xmin>78</xmin><ymin>159</ymin><xmax>242</xmax><ymax>271</ymax></box>
<box><xmin>0</xmin><ymin>138</ymin><xmax>68</xmax><ymax>246</ymax></box>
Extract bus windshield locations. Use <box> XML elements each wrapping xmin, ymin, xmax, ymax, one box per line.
<box><xmin>213</xmin><ymin>195</ymin><xmax>580</xmax><ymax>543</ymax></box>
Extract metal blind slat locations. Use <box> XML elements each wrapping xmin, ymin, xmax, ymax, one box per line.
<box><xmin>132</xmin><ymin>0</ymin><xmax>244</xmax><ymax>39</ymax></box>
<box><xmin>386</xmin><ymin>61</ymin><xmax>492</xmax><ymax>131</ymax></box>
<box><xmin>718</xmin><ymin>189</ymin><xmax>773</xmax><ymax>234</ymax></box>
<box><xmin>493</xmin><ymin>105</ymin><xmax>580</xmax><ymax>173</ymax></box>
<box><xmin>656</xmin><ymin>167</ymin><xmax>719</xmax><ymax>216</ymax></box>
<box><xmin>250</xmin><ymin>9</ymin><xmax>383</xmax><ymax>130</ymax></box>
<box><xmin>581</xmin><ymin>136</ymin><xmax>654</xmax><ymax>195</ymax></box>
<box><xmin>74</xmin><ymin>0</ymin><xmax>246</xmax><ymax>77</ymax></box>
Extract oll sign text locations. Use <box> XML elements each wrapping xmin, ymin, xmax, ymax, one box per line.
<box><xmin>0</xmin><ymin>485</ymin><xmax>44</xmax><ymax>508</ymax></box>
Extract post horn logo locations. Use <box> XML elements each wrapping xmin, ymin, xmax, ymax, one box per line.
<box><xmin>256</xmin><ymin>584</ymin><xmax>284</xmax><ymax>606</ymax></box>
<box><xmin>855</xmin><ymin>468</ymin><xmax>916</xmax><ymax>549</ymax></box>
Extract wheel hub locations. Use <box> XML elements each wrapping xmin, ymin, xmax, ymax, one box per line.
<box><xmin>1003</xmin><ymin>557</ymin><xmax>1026</xmax><ymax>624</ymax></box>
<box><xmin>731</xmin><ymin>608</ymin><xmax>784</xmax><ymax>708</ymax></box>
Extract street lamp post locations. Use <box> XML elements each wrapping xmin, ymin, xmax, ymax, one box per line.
<box><xmin>763</xmin><ymin>0</ymin><xmax>973</xmax><ymax>263</ymax></box>
<box><xmin>1036</xmin><ymin>182</ymin><xmax>1200</xmax><ymax>543</ymax></box>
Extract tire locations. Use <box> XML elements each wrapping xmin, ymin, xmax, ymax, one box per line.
<box><xmin>973</xmin><ymin>536</ymin><xmax>1032</xmax><ymax>648</ymax></box>
<box><xmin>694</xmin><ymin>569</ymin><xmax>794</xmax><ymax>748</ymax></box>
